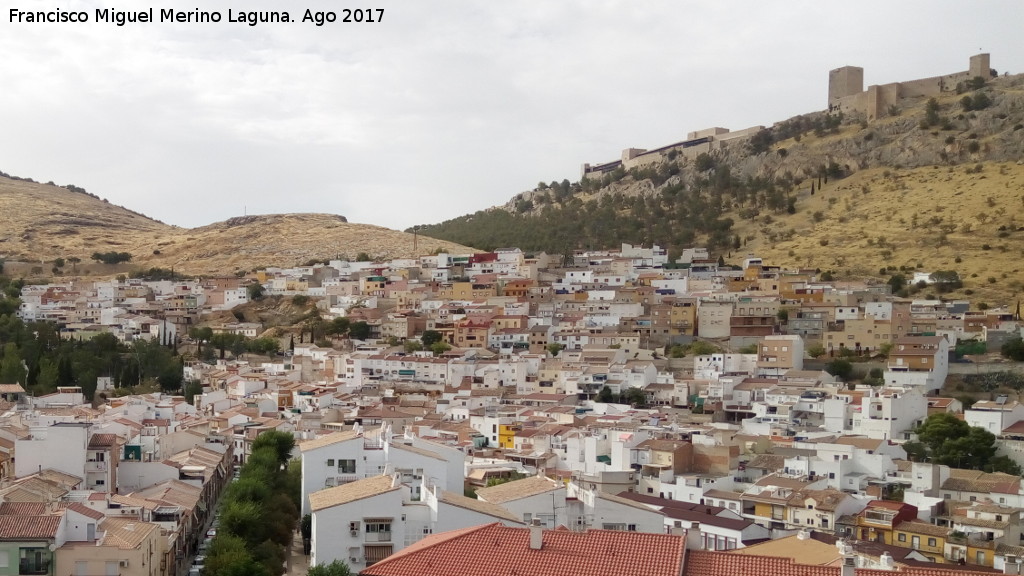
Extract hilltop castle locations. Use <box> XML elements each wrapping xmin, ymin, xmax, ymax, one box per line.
<box><xmin>828</xmin><ymin>53</ymin><xmax>995</xmax><ymax>121</ymax></box>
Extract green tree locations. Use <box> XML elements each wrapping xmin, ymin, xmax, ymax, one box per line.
<box><xmin>430</xmin><ymin>341</ymin><xmax>451</xmax><ymax>356</ymax></box>
<box><xmin>157</xmin><ymin>360</ymin><xmax>183</xmax><ymax>393</ymax></box>
<box><xmin>185</xmin><ymin>380</ymin><xmax>203</xmax><ymax>405</ymax></box>
<box><xmin>247</xmin><ymin>283</ymin><xmax>266</xmax><ymax>301</ymax></box>
<box><xmin>621</xmin><ymin>386</ymin><xmax>646</xmax><ymax>407</ymax></box>
<box><xmin>420</xmin><ymin>330</ymin><xmax>443</xmax><ymax>347</ymax></box>
<box><xmin>1002</xmin><ymin>337</ymin><xmax>1024</xmax><ymax>361</ymax></box>
<box><xmin>924</xmin><ymin>98</ymin><xmax>941</xmax><ymax>127</ymax></box>
<box><xmin>547</xmin><ymin>343</ymin><xmax>565</xmax><ymax>357</ymax></box>
<box><xmin>307</xmin><ymin>560</ymin><xmax>354</xmax><ymax>576</ymax></box>
<box><xmin>36</xmin><ymin>357</ymin><xmax>59</xmax><ymax>392</ymax></box>
<box><xmin>204</xmin><ymin>533</ymin><xmax>269</xmax><ymax>576</ymax></box>
<box><xmin>348</xmin><ymin>321</ymin><xmax>371</xmax><ymax>340</ymax></box>
<box><xmin>914</xmin><ymin>413</ymin><xmax>1018</xmax><ymax>472</ymax></box>
<box><xmin>687</xmin><ymin>340</ymin><xmax>718</xmax><ymax>356</ymax></box>
<box><xmin>878</xmin><ymin>342</ymin><xmax>894</xmax><ymax>358</ymax></box>
<box><xmin>403</xmin><ymin>340</ymin><xmax>423</xmax><ymax>353</ymax></box>
<box><xmin>806</xmin><ymin>344</ymin><xmax>826</xmax><ymax>359</ymax></box>
<box><xmin>597</xmin><ymin>386</ymin><xmax>614</xmax><ymax>403</ymax></box>
<box><xmin>355</xmin><ymin>252</ymin><xmax>371</xmax><ymax>262</ymax></box>
<box><xmin>887</xmin><ymin>274</ymin><xmax>906</xmax><ymax>294</ymax></box>
<box><xmin>0</xmin><ymin>343</ymin><xmax>26</xmax><ymax>384</ymax></box>
<box><xmin>694</xmin><ymin>153</ymin><xmax>715</xmax><ymax>172</ymax></box>
<box><xmin>326</xmin><ymin>317</ymin><xmax>351</xmax><ymax>336</ymax></box>
<box><xmin>825</xmin><ymin>358</ymin><xmax>853</xmax><ymax>380</ymax></box>
<box><xmin>251</xmin><ymin>430</ymin><xmax>296</xmax><ymax>466</ymax></box>
<box><xmin>929</xmin><ymin>270</ymin><xmax>962</xmax><ymax>293</ymax></box>
<box><xmin>902</xmin><ymin>441</ymin><xmax>928</xmax><ymax>462</ymax></box>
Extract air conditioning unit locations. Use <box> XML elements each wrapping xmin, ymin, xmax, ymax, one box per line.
<box><xmin>349</xmin><ymin>556</ymin><xmax>362</xmax><ymax>563</ymax></box>
<box><xmin>119</xmin><ymin>560</ymin><xmax>129</xmax><ymax>567</ymax></box>
<box><xmin>350</xmin><ymin>530</ymin><xmax>359</xmax><ymax>536</ymax></box>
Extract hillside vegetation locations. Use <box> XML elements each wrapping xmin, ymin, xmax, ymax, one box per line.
<box><xmin>415</xmin><ymin>73</ymin><xmax>1024</xmax><ymax>305</ymax></box>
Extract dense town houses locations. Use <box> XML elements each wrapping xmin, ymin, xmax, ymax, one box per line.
<box><xmin>3</xmin><ymin>243</ymin><xmax>1024</xmax><ymax>574</ymax></box>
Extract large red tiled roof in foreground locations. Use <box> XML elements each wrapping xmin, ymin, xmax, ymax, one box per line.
<box><xmin>359</xmin><ymin>523</ymin><xmax>685</xmax><ymax>576</ymax></box>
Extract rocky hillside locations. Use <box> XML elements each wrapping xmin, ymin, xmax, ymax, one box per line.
<box><xmin>0</xmin><ymin>176</ymin><xmax>473</xmax><ymax>277</ymax></box>
<box><xmin>416</xmin><ymin>73</ymin><xmax>1024</xmax><ymax>305</ymax></box>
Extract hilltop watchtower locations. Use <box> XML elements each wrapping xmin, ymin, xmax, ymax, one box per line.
<box><xmin>828</xmin><ymin>66</ymin><xmax>864</xmax><ymax>107</ymax></box>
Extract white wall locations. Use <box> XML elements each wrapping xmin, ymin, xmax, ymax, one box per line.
<box><xmin>14</xmin><ymin>424</ymin><xmax>89</xmax><ymax>480</ymax></box>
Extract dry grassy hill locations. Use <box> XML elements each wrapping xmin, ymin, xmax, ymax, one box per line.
<box><xmin>0</xmin><ymin>176</ymin><xmax>474</xmax><ymax>277</ymax></box>
<box><xmin>744</xmin><ymin>163</ymin><xmax>1024</xmax><ymax>306</ymax></box>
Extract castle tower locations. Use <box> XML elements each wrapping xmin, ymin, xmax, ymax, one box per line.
<box><xmin>969</xmin><ymin>53</ymin><xmax>992</xmax><ymax>79</ymax></box>
<box><xmin>828</xmin><ymin>66</ymin><xmax>864</xmax><ymax>107</ymax></box>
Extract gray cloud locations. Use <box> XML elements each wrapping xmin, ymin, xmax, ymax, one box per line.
<box><xmin>1</xmin><ymin>0</ymin><xmax>1021</xmax><ymax>231</ymax></box>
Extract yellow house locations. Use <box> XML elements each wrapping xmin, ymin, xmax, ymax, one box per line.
<box><xmin>498</xmin><ymin>423</ymin><xmax>519</xmax><ymax>449</ymax></box>
<box><xmin>892</xmin><ymin>520</ymin><xmax>949</xmax><ymax>563</ymax></box>
<box><xmin>56</xmin><ymin>516</ymin><xmax>166</xmax><ymax>576</ymax></box>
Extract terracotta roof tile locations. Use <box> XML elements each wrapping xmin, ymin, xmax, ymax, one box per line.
<box><xmin>476</xmin><ymin>475</ymin><xmax>561</xmax><ymax>505</ymax></box>
<box><xmin>0</xmin><ymin>515</ymin><xmax>62</xmax><ymax>539</ymax></box>
<box><xmin>309</xmin><ymin>475</ymin><xmax>398</xmax><ymax>512</ymax></box>
<box><xmin>361</xmin><ymin>523</ymin><xmax>685</xmax><ymax>576</ymax></box>
<box><xmin>299</xmin><ymin>430</ymin><xmax>361</xmax><ymax>452</ymax></box>
<box><xmin>436</xmin><ymin>490</ymin><xmax>524</xmax><ymax>524</ymax></box>
<box><xmin>100</xmin><ymin>517</ymin><xmax>160</xmax><ymax>550</ymax></box>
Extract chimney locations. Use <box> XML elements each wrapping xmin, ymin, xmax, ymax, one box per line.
<box><xmin>841</xmin><ymin>554</ymin><xmax>856</xmax><ymax>576</ymax></box>
<box><xmin>880</xmin><ymin>552</ymin><xmax>894</xmax><ymax>570</ymax></box>
<box><xmin>529</xmin><ymin>518</ymin><xmax>543</xmax><ymax>550</ymax></box>
<box><xmin>685</xmin><ymin>522</ymin><xmax>702</xmax><ymax>550</ymax></box>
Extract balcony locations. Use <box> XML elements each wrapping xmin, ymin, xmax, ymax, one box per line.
<box><xmin>86</xmin><ymin>460</ymin><xmax>107</xmax><ymax>472</ymax></box>
<box><xmin>365</xmin><ymin>531</ymin><xmax>392</xmax><ymax>543</ymax></box>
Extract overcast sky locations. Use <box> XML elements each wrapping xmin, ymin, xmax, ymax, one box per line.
<box><xmin>1</xmin><ymin>1</ymin><xmax>1022</xmax><ymax>232</ymax></box>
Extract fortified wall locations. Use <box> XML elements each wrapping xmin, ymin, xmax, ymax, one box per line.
<box><xmin>581</xmin><ymin>125</ymin><xmax>764</xmax><ymax>181</ymax></box>
<box><xmin>828</xmin><ymin>53</ymin><xmax>995</xmax><ymax>121</ymax></box>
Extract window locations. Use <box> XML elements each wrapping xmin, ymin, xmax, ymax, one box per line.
<box><xmin>327</xmin><ymin>459</ymin><xmax>335</xmax><ymax>467</ymax></box>
<box><xmin>898</xmin><ymin>533</ymin><xmax>907</xmax><ymax>542</ymax></box>
<box><xmin>338</xmin><ymin>459</ymin><xmax>356</xmax><ymax>474</ymax></box>
<box><xmin>365</xmin><ymin>520</ymin><xmax>393</xmax><ymax>542</ymax></box>
<box><xmin>912</xmin><ymin>536</ymin><xmax>920</xmax><ymax>548</ymax></box>
<box><xmin>19</xmin><ymin>548</ymin><xmax>51</xmax><ymax>576</ymax></box>
<box><xmin>927</xmin><ymin>538</ymin><xmax>936</xmax><ymax>547</ymax></box>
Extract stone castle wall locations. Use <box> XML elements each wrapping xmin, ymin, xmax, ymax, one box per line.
<box><xmin>829</xmin><ymin>53</ymin><xmax>994</xmax><ymax>121</ymax></box>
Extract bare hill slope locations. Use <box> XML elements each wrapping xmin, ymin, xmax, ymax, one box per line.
<box><xmin>0</xmin><ymin>176</ymin><xmax>473</xmax><ymax>276</ymax></box>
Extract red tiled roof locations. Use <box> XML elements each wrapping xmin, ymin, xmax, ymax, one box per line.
<box><xmin>0</xmin><ymin>502</ymin><xmax>49</xmax><ymax>515</ymax></box>
<box><xmin>684</xmin><ymin>550</ymin><xmax>1000</xmax><ymax>576</ymax></box>
<box><xmin>0</xmin><ymin>515</ymin><xmax>61</xmax><ymax>539</ymax></box>
<box><xmin>360</xmin><ymin>523</ymin><xmax>686</xmax><ymax>576</ymax></box>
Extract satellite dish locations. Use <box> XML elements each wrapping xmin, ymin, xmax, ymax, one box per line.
<box><xmin>48</xmin><ymin>544</ymin><xmax>57</xmax><ymax>552</ymax></box>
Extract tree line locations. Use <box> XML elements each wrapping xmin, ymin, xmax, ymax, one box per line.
<box><xmin>204</xmin><ymin>430</ymin><xmax>301</xmax><ymax>576</ymax></box>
